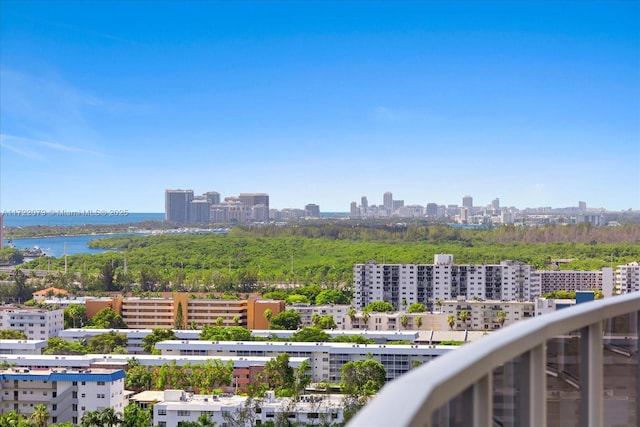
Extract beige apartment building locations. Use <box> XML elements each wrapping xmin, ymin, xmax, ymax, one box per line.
<box><xmin>440</xmin><ymin>299</ymin><xmax>535</xmax><ymax>331</ymax></box>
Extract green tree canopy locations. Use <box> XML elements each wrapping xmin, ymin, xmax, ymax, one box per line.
<box><xmin>285</xmin><ymin>294</ymin><xmax>310</xmax><ymax>305</ymax></box>
<box><xmin>407</xmin><ymin>303</ymin><xmax>427</xmax><ymax>313</ymax></box>
<box><xmin>315</xmin><ymin>289</ymin><xmax>350</xmax><ymax>305</ymax></box>
<box><xmin>330</xmin><ymin>335</ymin><xmax>375</xmax><ymax>344</ymax></box>
<box><xmin>64</xmin><ymin>304</ymin><xmax>88</xmax><ymax>329</ymax></box>
<box><xmin>269</xmin><ymin>310</ymin><xmax>301</xmax><ymax>330</ymax></box>
<box><xmin>87</xmin><ymin>331</ymin><xmax>128</xmax><ymax>354</ymax></box>
<box><xmin>263</xmin><ymin>353</ymin><xmax>295</xmax><ymax>396</ymax></box>
<box><xmin>0</xmin><ymin>329</ymin><xmax>27</xmax><ymax>340</ymax></box>
<box><xmin>340</xmin><ymin>356</ymin><xmax>386</xmax><ymax>396</ymax></box>
<box><xmin>142</xmin><ymin>328</ymin><xmax>177</xmax><ymax>354</ymax></box>
<box><xmin>89</xmin><ymin>307</ymin><xmax>127</xmax><ymax>329</ymax></box>
<box><xmin>200</xmin><ymin>325</ymin><xmax>252</xmax><ymax>341</ymax></box>
<box><xmin>311</xmin><ymin>314</ymin><xmax>337</xmax><ymax>329</ymax></box>
<box><xmin>43</xmin><ymin>337</ymin><xmax>87</xmax><ymax>355</ymax></box>
<box><xmin>364</xmin><ymin>301</ymin><xmax>395</xmax><ymax>313</ymax></box>
<box><xmin>291</xmin><ymin>327</ymin><xmax>330</xmax><ymax>342</ymax></box>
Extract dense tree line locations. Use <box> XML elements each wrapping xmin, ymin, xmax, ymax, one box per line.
<box><xmin>15</xmin><ymin>224</ymin><xmax>640</xmax><ymax>295</ymax></box>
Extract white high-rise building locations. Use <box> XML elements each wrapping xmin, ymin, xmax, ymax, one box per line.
<box><xmin>354</xmin><ymin>255</ymin><xmax>540</xmax><ymax>311</ymax></box>
<box><xmin>616</xmin><ymin>262</ymin><xmax>640</xmax><ymax>293</ymax></box>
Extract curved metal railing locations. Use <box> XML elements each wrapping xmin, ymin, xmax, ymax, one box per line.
<box><xmin>349</xmin><ymin>292</ymin><xmax>640</xmax><ymax>427</ymax></box>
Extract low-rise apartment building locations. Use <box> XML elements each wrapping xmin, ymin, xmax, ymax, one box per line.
<box><xmin>152</xmin><ymin>389</ymin><xmax>345</xmax><ymax>427</ymax></box>
<box><xmin>287</xmin><ymin>304</ymin><xmax>350</xmax><ymax>329</ymax></box>
<box><xmin>439</xmin><ymin>300</ymin><xmax>535</xmax><ymax>331</ymax></box>
<box><xmin>0</xmin><ymin>340</ymin><xmax>47</xmax><ymax>355</ymax></box>
<box><xmin>0</xmin><ymin>308</ymin><xmax>64</xmax><ymax>340</ymax></box>
<box><xmin>155</xmin><ymin>340</ymin><xmax>452</xmax><ymax>384</ymax></box>
<box><xmin>0</xmin><ymin>368</ymin><xmax>126</xmax><ymax>424</ymax></box>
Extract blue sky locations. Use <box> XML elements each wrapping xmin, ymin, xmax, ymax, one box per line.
<box><xmin>1</xmin><ymin>1</ymin><xmax>638</xmax><ymax>212</ymax></box>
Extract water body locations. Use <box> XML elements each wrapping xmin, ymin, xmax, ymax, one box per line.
<box><xmin>7</xmin><ymin>234</ymin><xmax>136</xmax><ymax>258</ymax></box>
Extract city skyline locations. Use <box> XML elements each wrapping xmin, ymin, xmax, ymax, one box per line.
<box><xmin>1</xmin><ymin>1</ymin><xmax>639</xmax><ymax>212</ymax></box>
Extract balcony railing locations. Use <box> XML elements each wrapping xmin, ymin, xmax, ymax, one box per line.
<box><xmin>349</xmin><ymin>292</ymin><xmax>639</xmax><ymax>427</ymax></box>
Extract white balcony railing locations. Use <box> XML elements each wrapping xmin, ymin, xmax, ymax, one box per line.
<box><xmin>349</xmin><ymin>292</ymin><xmax>640</xmax><ymax>427</ymax></box>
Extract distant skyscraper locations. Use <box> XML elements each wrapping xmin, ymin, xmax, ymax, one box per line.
<box><xmin>165</xmin><ymin>189</ymin><xmax>194</xmax><ymax>223</ymax></box>
<box><xmin>392</xmin><ymin>200</ymin><xmax>404</xmax><ymax>210</ymax></box>
<box><xmin>579</xmin><ymin>201</ymin><xmax>587</xmax><ymax>212</ymax></box>
<box><xmin>463</xmin><ymin>195</ymin><xmax>473</xmax><ymax>209</ymax></box>
<box><xmin>361</xmin><ymin>197</ymin><xmax>368</xmax><ymax>209</ymax></box>
<box><xmin>383</xmin><ymin>192</ymin><xmax>393</xmax><ymax>210</ymax></box>
<box><xmin>304</xmin><ymin>204</ymin><xmax>321</xmax><ymax>217</ymax></box>
<box><xmin>426</xmin><ymin>203</ymin><xmax>439</xmax><ymax>217</ymax></box>
<box><xmin>350</xmin><ymin>202</ymin><xmax>358</xmax><ymax>217</ymax></box>
<box><xmin>0</xmin><ymin>214</ymin><xmax>3</xmax><ymax>250</ymax></box>
<box><xmin>492</xmin><ymin>198</ymin><xmax>500</xmax><ymax>210</ymax></box>
<box><xmin>205</xmin><ymin>191</ymin><xmax>221</xmax><ymax>205</ymax></box>
<box><xmin>239</xmin><ymin>193</ymin><xmax>270</xmax><ymax>221</ymax></box>
<box><xmin>188</xmin><ymin>198</ymin><xmax>211</xmax><ymax>224</ymax></box>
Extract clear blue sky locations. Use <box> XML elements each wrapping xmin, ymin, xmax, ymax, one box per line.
<box><xmin>1</xmin><ymin>1</ymin><xmax>639</xmax><ymax>212</ymax></box>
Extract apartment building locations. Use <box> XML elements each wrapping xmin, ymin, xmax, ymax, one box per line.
<box><xmin>345</xmin><ymin>312</ymin><xmax>442</xmax><ymax>331</ymax></box>
<box><xmin>152</xmin><ymin>390</ymin><xmax>344</xmax><ymax>427</ymax></box>
<box><xmin>616</xmin><ymin>261</ymin><xmax>640</xmax><ymax>293</ymax></box>
<box><xmin>84</xmin><ymin>295</ymin><xmax>284</xmax><ymax>331</ymax></box>
<box><xmin>0</xmin><ymin>355</ymin><xmax>308</xmax><ymax>394</ymax></box>
<box><xmin>0</xmin><ymin>340</ymin><xmax>47</xmax><ymax>355</ymax></box>
<box><xmin>0</xmin><ymin>368</ymin><xmax>126</xmax><ymax>424</ymax></box>
<box><xmin>439</xmin><ymin>300</ymin><xmax>535</xmax><ymax>331</ymax></box>
<box><xmin>538</xmin><ymin>268</ymin><xmax>613</xmax><ymax>295</ymax></box>
<box><xmin>155</xmin><ymin>340</ymin><xmax>452</xmax><ymax>383</ymax></box>
<box><xmin>354</xmin><ymin>255</ymin><xmax>540</xmax><ymax>311</ymax></box>
<box><xmin>0</xmin><ymin>308</ymin><xmax>64</xmax><ymax>340</ymax></box>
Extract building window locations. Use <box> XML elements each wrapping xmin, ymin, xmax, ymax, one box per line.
<box><xmin>177</xmin><ymin>410</ymin><xmax>190</xmax><ymax>417</ymax></box>
<box><xmin>157</xmin><ymin>409</ymin><xmax>167</xmax><ymax>416</ymax></box>
<box><xmin>97</xmin><ymin>381</ymin><xmax>105</xmax><ymax>386</ymax></box>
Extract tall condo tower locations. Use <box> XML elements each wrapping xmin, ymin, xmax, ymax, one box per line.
<box><xmin>165</xmin><ymin>189</ymin><xmax>194</xmax><ymax>223</ymax></box>
<box><xmin>462</xmin><ymin>195</ymin><xmax>473</xmax><ymax>209</ymax></box>
<box><xmin>239</xmin><ymin>193</ymin><xmax>270</xmax><ymax>221</ymax></box>
<box><xmin>383</xmin><ymin>192</ymin><xmax>393</xmax><ymax>210</ymax></box>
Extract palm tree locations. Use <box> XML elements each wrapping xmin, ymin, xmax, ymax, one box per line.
<box><xmin>31</xmin><ymin>404</ymin><xmax>49</xmax><ymax>427</ymax></box>
<box><xmin>215</xmin><ymin>316</ymin><xmax>224</xmax><ymax>327</ymax></box>
<box><xmin>415</xmin><ymin>316</ymin><xmax>423</xmax><ymax>329</ymax></box>
<box><xmin>400</xmin><ymin>314</ymin><xmax>409</xmax><ymax>329</ymax></box>
<box><xmin>80</xmin><ymin>410</ymin><xmax>102</xmax><ymax>427</ymax></box>
<box><xmin>233</xmin><ymin>315</ymin><xmax>241</xmax><ymax>326</ymax></box>
<box><xmin>347</xmin><ymin>307</ymin><xmax>357</xmax><ymax>324</ymax></box>
<box><xmin>447</xmin><ymin>315</ymin><xmax>456</xmax><ymax>331</ymax></box>
<box><xmin>458</xmin><ymin>310</ymin><xmax>470</xmax><ymax>328</ymax></box>
<box><xmin>99</xmin><ymin>407</ymin><xmax>122</xmax><ymax>427</ymax></box>
<box><xmin>361</xmin><ymin>311</ymin><xmax>371</xmax><ymax>328</ymax></box>
<box><xmin>497</xmin><ymin>310</ymin><xmax>506</xmax><ymax>327</ymax></box>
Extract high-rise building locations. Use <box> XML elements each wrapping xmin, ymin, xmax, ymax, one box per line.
<box><xmin>165</xmin><ymin>189</ymin><xmax>194</xmax><ymax>223</ymax></box>
<box><xmin>383</xmin><ymin>192</ymin><xmax>393</xmax><ymax>210</ymax></box>
<box><xmin>492</xmin><ymin>198</ymin><xmax>500</xmax><ymax>210</ymax></box>
<box><xmin>350</xmin><ymin>201</ymin><xmax>358</xmax><ymax>217</ymax></box>
<box><xmin>0</xmin><ymin>214</ymin><xmax>3</xmax><ymax>250</ymax></box>
<box><xmin>426</xmin><ymin>203</ymin><xmax>439</xmax><ymax>217</ymax></box>
<box><xmin>462</xmin><ymin>195</ymin><xmax>473</xmax><ymax>209</ymax></box>
<box><xmin>188</xmin><ymin>198</ymin><xmax>211</xmax><ymax>224</ymax></box>
<box><xmin>579</xmin><ymin>201</ymin><xmax>587</xmax><ymax>212</ymax></box>
<box><xmin>239</xmin><ymin>193</ymin><xmax>270</xmax><ymax>221</ymax></box>
<box><xmin>354</xmin><ymin>255</ymin><xmax>539</xmax><ymax>311</ymax></box>
<box><xmin>304</xmin><ymin>204</ymin><xmax>321</xmax><ymax>217</ymax></box>
<box><xmin>361</xmin><ymin>196</ymin><xmax>368</xmax><ymax>209</ymax></box>
<box><xmin>205</xmin><ymin>191</ymin><xmax>221</xmax><ymax>205</ymax></box>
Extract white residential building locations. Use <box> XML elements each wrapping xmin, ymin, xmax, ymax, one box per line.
<box><xmin>616</xmin><ymin>262</ymin><xmax>640</xmax><ymax>293</ymax></box>
<box><xmin>0</xmin><ymin>340</ymin><xmax>47</xmax><ymax>355</ymax></box>
<box><xmin>152</xmin><ymin>390</ymin><xmax>345</xmax><ymax>427</ymax></box>
<box><xmin>0</xmin><ymin>368</ymin><xmax>126</xmax><ymax>425</ymax></box>
<box><xmin>0</xmin><ymin>308</ymin><xmax>64</xmax><ymax>339</ymax></box>
<box><xmin>155</xmin><ymin>340</ymin><xmax>452</xmax><ymax>384</ymax></box>
<box><xmin>439</xmin><ymin>300</ymin><xmax>535</xmax><ymax>331</ymax></box>
<box><xmin>354</xmin><ymin>255</ymin><xmax>540</xmax><ymax>311</ymax></box>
